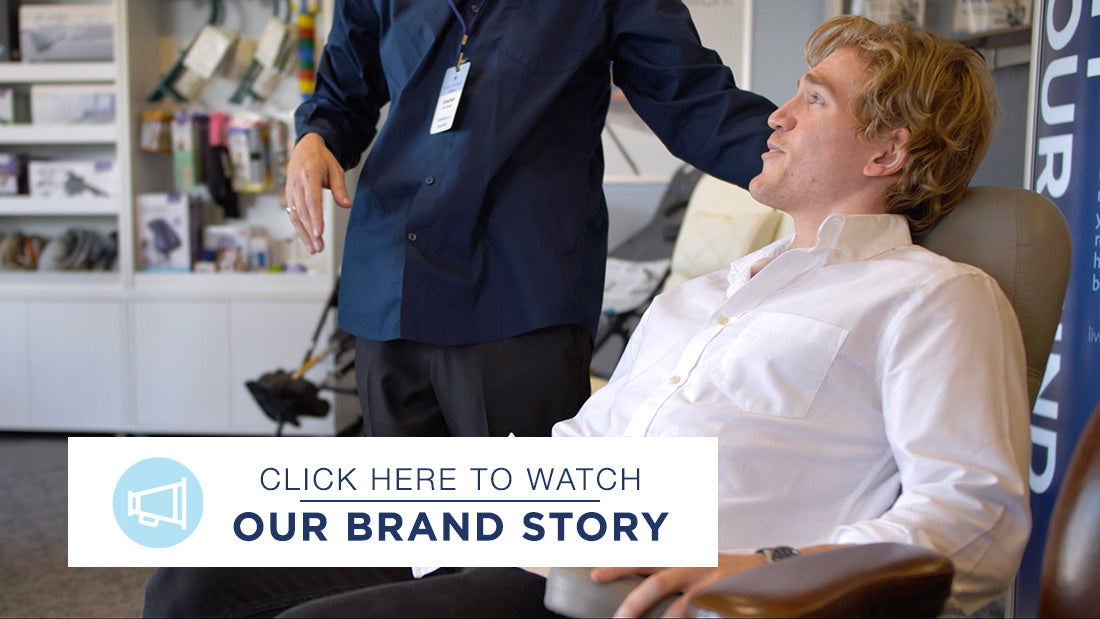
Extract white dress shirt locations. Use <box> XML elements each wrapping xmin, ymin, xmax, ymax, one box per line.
<box><xmin>554</xmin><ymin>213</ymin><xmax>1031</xmax><ymax>614</ymax></box>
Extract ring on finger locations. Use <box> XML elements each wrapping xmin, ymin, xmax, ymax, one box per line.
<box><xmin>285</xmin><ymin>206</ymin><xmax>296</xmax><ymax>214</ymax></box>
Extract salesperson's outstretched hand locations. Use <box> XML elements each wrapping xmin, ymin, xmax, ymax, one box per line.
<box><xmin>284</xmin><ymin>132</ymin><xmax>353</xmax><ymax>255</ymax></box>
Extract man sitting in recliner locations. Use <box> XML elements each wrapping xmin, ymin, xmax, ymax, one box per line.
<box><xmin>145</xmin><ymin>15</ymin><xmax>1029</xmax><ymax>618</ymax></box>
<box><xmin>553</xmin><ymin>15</ymin><xmax>1029</xmax><ymax>617</ymax></box>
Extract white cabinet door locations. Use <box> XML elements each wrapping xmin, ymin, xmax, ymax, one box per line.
<box><xmin>0</xmin><ymin>301</ymin><xmax>31</xmax><ymax>426</ymax></box>
<box><xmin>132</xmin><ymin>301</ymin><xmax>231</xmax><ymax>432</ymax></box>
<box><xmin>27</xmin><ymin>301</ymin><xmax>129</xmax><ymax>430</ymax></box>
<box><xmin>228</xmin><ymin>301</ymin><xmax>348</xmax><ymax>435</ymax></box>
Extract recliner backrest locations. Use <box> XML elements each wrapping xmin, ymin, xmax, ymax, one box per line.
<box><xmin>917</xmin><ymin>186</ymin><xmax>1071</xmax><ymax>406</ymax></box>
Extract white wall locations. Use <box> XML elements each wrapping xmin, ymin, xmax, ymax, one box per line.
<box><xmin>602</xmin><ymin>0</ymin><xmax>751</xmax><ymax>180</ymax></box>
<box><xmin>750</xmin><ymin>0</ymin><xmax>829</xmax><ymax>105</ymax></box>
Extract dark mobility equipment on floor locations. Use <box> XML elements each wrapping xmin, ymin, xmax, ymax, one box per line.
<box><xmin>245</xmin><ymin>281</ymin><xmax>356</xmax><ymax>435</ymax></box>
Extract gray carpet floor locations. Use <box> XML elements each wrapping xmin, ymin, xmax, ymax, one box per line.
<box><xmin>0</xmin><ymin>433</ymin><xmax>154</xmax><ymax>618</ymax></box>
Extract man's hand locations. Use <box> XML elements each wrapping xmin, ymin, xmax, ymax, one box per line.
<box><xmin>590</xmin><ymin>554</ymin><xmax>764</xmax><ymax>618</ymax></box>
<box><xmin>592</xmin><ymin>545</ymin><xmax>849</xmax><ymax>618</ymax></box>
<box><xmin>284</xmin><ymin>132</ymin><xmax>353</xmax><ymax>254</ymax></box>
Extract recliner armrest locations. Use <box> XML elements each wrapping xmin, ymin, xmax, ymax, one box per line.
<box><xmin>687</xmin><ymin>543</ymin><xmax>953</xmax><ymax>618</ymax></box>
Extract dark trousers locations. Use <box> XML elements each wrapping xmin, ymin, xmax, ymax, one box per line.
<box><xmin>278</xmin><ymin>568</ymin><xmax>563</xmax><ymax>618</ymax></box>
<box><xmin>143</xmin><ymin>327</ymin><xmax>590</xmax><ymax>617</ymax></box>
<box><xmin>354</xmin><ymin>324</ymin><xmax>592</xmax><ymax>437</ymax></box>
<box><xmin>143</xmin><ymin>567</ymin><xmax>561</xmax><ymax>618</ymax></box>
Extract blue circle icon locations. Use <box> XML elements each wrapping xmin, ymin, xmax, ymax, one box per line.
<box><xmin>113</xmin><ymin>458</ymin><xmax>203</xmax><ymax>548</ymax></box>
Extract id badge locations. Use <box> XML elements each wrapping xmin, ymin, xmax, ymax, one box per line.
<box><xmin>430</xmin><ymin>62</ymin><xmax>470</xmax><ymax>135</ymax></box>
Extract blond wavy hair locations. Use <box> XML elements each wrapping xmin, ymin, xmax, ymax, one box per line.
<box><xmin>805</xmin><ymin>15</ymin><xmax>1000</xmax><ymax>235</ymax></box>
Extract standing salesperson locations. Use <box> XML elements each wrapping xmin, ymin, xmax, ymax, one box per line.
<box><xmin>284</xmin><ymin>1</ymin><xmax>775</xmax><ymax>438</ymax></box>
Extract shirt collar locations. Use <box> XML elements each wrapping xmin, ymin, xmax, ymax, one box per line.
<box><xmin>727</xmin><ymin>213</ymin><xmax>913</xmax><ymax>288</ymax></box>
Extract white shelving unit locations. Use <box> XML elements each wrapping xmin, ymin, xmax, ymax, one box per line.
<box><xmin>0</xmin><ymin>0</ymin><xmax>355</xmax><ymax>436</ymax></box>
<box><xmin>0</xmin><ymin>197</ymin><xmax>119</xmax><ymax>216</ymax></box>
<box><xmin>0</xmin><ymin>124</ymin><xmax>120</xmax><ymax>143</ymax></box>
<box><xmin>0</xmin><ymin>61</ymin><xmax>116</xmax><ymax>82</ymax></box>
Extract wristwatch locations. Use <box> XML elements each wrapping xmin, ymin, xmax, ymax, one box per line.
<box><xmin>756</xmin><ymin>546</ymin><xmax>802</xmax><ymax>563</ymax></box>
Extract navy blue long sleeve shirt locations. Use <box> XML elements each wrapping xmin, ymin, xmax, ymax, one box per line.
<box><xmin>295</xmin><ymin>0</ymin><xmax>776</xmax><ymax>346</ymax></box>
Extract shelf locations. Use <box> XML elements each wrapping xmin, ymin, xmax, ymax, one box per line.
<box><xmin>0</xmin><ymin>62</ymin><xmax>117</xmax><ymax>83</ymax></box>
<box><xmin>0</xmin><ymin>270</ymin><xmax>123</xmax><ymax>297</ymax></box>
<box><xmin>953</xmin><ymin>24</ymin><xmax>1033</xmax><ymax>50</ymax></box>
<box><xmin>0</xmin><ymin>271</ymin><xmax>329</xmax><ymax>300</ymax></box>
<box><xmin>0</xmin><ymin>124</ymin><xmax>119</xmax><ymax>144</ymax></box>
<box><xmin>0</xmin><ymin>197</ymin><xmax>119</xmax><ymax>216</ymax></box>
<box><xmin>134</xmin><ymin>271</ymin><xmax>334</xmax><ymax>300</ymax></box>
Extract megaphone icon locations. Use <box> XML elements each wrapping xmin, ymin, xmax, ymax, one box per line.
<box><xmin>127</xmin><ymin>477</ymin><xmax>188</xmax><ymax>530</ymax></box>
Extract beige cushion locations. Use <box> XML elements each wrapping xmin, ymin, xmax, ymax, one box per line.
<box><xmin>665</xmin><ymin>175</ymin><xmax>791</xmax><ymax>290</ymax></box>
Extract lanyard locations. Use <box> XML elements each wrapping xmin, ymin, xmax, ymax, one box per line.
<box><xmin>446</xmin><ymin>0</ymin><xmax>491</xmax><ymax>68</ymax></box>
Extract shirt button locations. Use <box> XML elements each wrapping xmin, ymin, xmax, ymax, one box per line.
<box><xmin>407</xmin><ymin>232</ymin><xmax>418</xmax><ymax>242</ymax></box>
<box><xmin>471</xmin><ymin>4</ymin><xmax>479</xmax><ymax>11</ymax></box>
<box><xmin>425</xmin><ymin>176</ymin><xmax>435</xmax><ymax>185</ymax></box>
<box><xmin>716</xmin><ymin>315</ymin><xmax>729</xmax><ymax>325</ymax></box>
<box><xmin>668</xmin><ymin>376</ymin><xmax>681</xmax><ymax>385</ymax></box>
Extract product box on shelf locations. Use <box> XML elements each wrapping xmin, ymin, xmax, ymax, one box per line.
<box><xmin>952</xmin><ymin>0</ymin><xmax>1030</xmax><ymax>34</ymax></box>
<box><xmin>0</xmin><ymin>88</ymin><xmax>12</xmax><ymax>123</ymax></box>
<box><xmin>0</xmin><ymin>152</ymin><xmax>28</xmax><ymax>195</ymax></box>
<box><xmin>203</xmin><ymin>222</ymin><xmax>251</xmax><ymax>272</ymax></box>
<box><xmin>28</xmin><ymin>159</ymin><xmax>117</xmax><ymax>198</ymax></box>
<box><xmin>0</xmin><ymin>87</ymin><xmax>30</xmax><ymax>124</ymax></box>
<box><xmin>137</xmin><ymin>193</ymin><xmax>201</xmax><ymax>272</ymax></box>
<box><xmin>270</xmin><ymin>235</ymin><xmax>326</xmax><ymax>274</ymax></box>
<box><xmin>18</xmin><ymin>3</ymin><xmax>114</xmax><ymax>62</ymax></box>
<box><xmin>227</xmin><ymin>116</ymin><xmax>270</xmax><ymax>193</ymax></box>
<box><xmin>0</xmin><ymin>87</ymin><xmax>31</xmax><ymax>124</ymax></box>
<box><xmin>0</xmin><ymin>0</ymin><xmax>13</xmax><ymax>61</ymax></box>
<box><xmin>171</xmin><ymin>111</ymin><xmax>209</xmax><ymax>189</ymax></box>
<box><xmin>850</xmin><ymin>0</ymin><xmax>925</xmax><ymax>26</ymax></box>
<box><xmin>29</xmin><ymin>84</ymin><xmax>115</xmax><ymax>124</ymax></box>
<box><xmin>248</xmin><ymin>234</ymin><xmax>270</xmax><ymax>270</ymax></box>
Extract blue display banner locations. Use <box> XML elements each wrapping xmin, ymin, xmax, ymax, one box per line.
<box><xmin>1022</xmin><ymin>1</ymin><xmax>1100</xmax><ymax>615</ymax></box>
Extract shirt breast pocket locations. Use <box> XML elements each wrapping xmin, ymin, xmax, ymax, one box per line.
<box><xmin>496</xmin><ymin>2</ymin><xmax>597</xmax><ymax>74</ymax></box>
<box><xmin>717</xmin><ymin>312</ymin><xmax>848</xmax><ymax>419</ymax></box>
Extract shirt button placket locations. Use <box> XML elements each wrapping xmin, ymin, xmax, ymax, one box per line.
<box><xmin>409</xmin><ymin>177</ymin><xmax>433</xmax><ymax>243</ymax></box>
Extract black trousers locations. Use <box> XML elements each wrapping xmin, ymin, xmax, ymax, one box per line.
<box><xmin>354</xmin><ymin>324</ymin><xmax>592</xmax><ymax>437</ymax></box>
<box><xmin>143</xmin><ymin>566</ymin><xmax>561</xmax><ymax>618</ymax></box>
<box><xmin>143</xmin><ymin>327</ymin><xmax>590</xmax><ymax>618</ymax></box>
<box><xmin>277</xmin><ymin>568</ymin><xmax>563</xmax><ymax>618</ymax></box>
